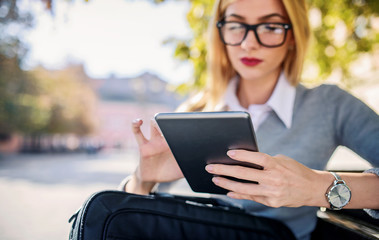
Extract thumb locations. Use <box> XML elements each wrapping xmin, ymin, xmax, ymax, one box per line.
<box><xmin>132</xmin><ymin>119</ymin><xmax>147</xmax><ymax>145</ymax></box>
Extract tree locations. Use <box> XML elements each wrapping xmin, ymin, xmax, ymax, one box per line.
<box><xmin>0</xmin><ymin>0</ymin><xmax>96</xmax><ymax>139</ymax></box>
<box><xmin>0</xmin><ymin>0</ymin><xmax>48</xmax><ymax>137</ymax></box>
<box><xmin>0</xmin><ymin>56</ymin><xmax>51</xmax><ymax>135</ymax></box>
<box><xmin>29</xmin><ymin>65</ymin><xmax>97</xmax><ymax>136</ymax></box>
<box><xmin>304</xmin><ymin>0</ymin><xmax>379</xmax><ymax>88</ymax></box>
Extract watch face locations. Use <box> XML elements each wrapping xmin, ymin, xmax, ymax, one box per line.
<box><xmin>329</xmin><ymin>184</ymin><xmax>351</xmax><ymax>208</ymax></box>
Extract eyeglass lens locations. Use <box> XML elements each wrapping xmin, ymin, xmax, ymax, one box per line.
<box><xmin>221</xmin><ymin>22</ymin><xmax>288</xmax><ymax>46</ymax></box>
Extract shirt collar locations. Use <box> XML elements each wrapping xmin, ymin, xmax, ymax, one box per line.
<box><xmin>267</xmin><ymin>72</ymin><xmax>296</xmax><ymax>128</ymax></box>
<box><xmin>223</xmin><ymin>72</ymin><xmax>296</xmax><ymax>129</ymax></box>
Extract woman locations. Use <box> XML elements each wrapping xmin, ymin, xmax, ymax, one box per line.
<box><xmin>120</xmin><ymin>0</ymin><xmax>379</xmax><ymax>239</ymax></box>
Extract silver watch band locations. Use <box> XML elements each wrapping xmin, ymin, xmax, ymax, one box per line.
<box><xmin>331</xmin><ymin>172</ymin><xmax>339</xmax><ymax>180</ymax></box>
<box><xmin>330</xmin><ymin>172</ymin><xmax>345</xmax><ymax>184</ymax></box>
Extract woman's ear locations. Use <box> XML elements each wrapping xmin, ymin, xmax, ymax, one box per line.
<box><xmin>288</xmin><ymin>36</ymin><xmax>295</xmax><ymax>50</ymax></box>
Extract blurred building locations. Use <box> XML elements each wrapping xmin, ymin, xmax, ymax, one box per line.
<box><xmin>93</xmin><ymin>72</ymin><xmax>182</xmax><ymax>108</ymax></box>
<box><xmin>91</xmin><ymin>72</ymin><xmax>186</xmax><ymax>151</ymax></box>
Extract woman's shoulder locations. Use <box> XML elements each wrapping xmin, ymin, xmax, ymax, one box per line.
<box><xmin>297</xmin><ymin>83</ymin><xmax>349</xmax><ymax>97</ymax></box>
<box><xmin>296</xmin><ymin>83</ymin><xmax>357</xmax><ymax>105</ymax></box>
<box><xmin>293</xmin><ymin>83</ymin><xmax>373</xmax><ymax>121</ymax></box>
<box><xmin>296</xmin><ymin>83</ymin><xmax>376</xmax><ymax>118</ymax></box>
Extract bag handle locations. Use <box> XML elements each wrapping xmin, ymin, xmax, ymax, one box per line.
<box><xmin>152</xmin><ymin>192</ymin><xmax>245</xmax><ymax>213</ymax></box>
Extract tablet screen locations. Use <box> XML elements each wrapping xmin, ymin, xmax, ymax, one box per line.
<box><xmin>155</xmin><ymin>111</ymin><xmax>261</xmax><ymax>194</ymax></box>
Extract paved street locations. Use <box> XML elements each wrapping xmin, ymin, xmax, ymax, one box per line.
<box><xmin>0</xmin><ymin>150</ymin><xmax>139</xmax><ymax>240</ymax></box>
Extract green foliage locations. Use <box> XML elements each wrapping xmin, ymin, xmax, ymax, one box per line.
<box><xmin>0</xmin><ymin>56</ymin><xmax>51</xmax><ymax>134</ymax></box>
<box><xmin>164</xmin><ymin>0</ymin><xmax>379</xmax><ymax>91</ymax></box>
<box><xmin>0</xmin><ymin>0</ymin><xmax>96</xmax><ymax>136</ymax></box>
<box><xmin>169</xmin><ymin>0</ymin><xmax>215</xmax><ymax>93</ymax></box>
<box><xmin>29</xmin><ymin>66</ymin><xmax>97</xmax><ymax>136</ymax></box>
<box><xmin>0</xmin><ymin>58</ymin><xmax>97</xmax><ymax>136</ymax></box>
<box><xmin>304</xmin><ymin>0</ymin><xmax>379</xmax><ymax>88</ymax></box>
<box><xmin>0</xmin><ymin>0</ymin><xmax>47</xmax><ymax>135</ymax></box>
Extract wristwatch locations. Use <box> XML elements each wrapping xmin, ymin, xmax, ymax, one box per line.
<box><xmin>325</xmin><ymin>172</ymin><xmax>351</xmax><ymax>210</ymax></box>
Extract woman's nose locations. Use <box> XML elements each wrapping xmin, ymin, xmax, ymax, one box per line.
<box><xmin>240</xmin><ymin>30</ymin><xmax>260</xmax><ymax>50</ymax></box>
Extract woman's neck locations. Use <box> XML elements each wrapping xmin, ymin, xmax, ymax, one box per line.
<box><xmin>237</xmin><ymin>71</ymin><xmax>280</xmax><ymax>107</ymax></box>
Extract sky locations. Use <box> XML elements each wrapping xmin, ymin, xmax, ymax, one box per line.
<box><xmin>23</xmin><ymin>0</ymin><xmax>193</xmax><ymax>85</ymax></box>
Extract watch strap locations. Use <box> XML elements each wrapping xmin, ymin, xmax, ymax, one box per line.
<box><xmin>331</xmin><ymin>172</ymin><xmax>344</xmax><ymax>184</ymax></box>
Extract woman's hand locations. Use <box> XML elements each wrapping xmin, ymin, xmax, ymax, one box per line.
<box><xmin>125</xmin><ymin>119</ymin><xmax>183</xmax><ymax>194</ymax></box>
<box><xmin>205</xmin><ymin>150</ymin><xmax>331</xmax><ymax>208</ymax></box>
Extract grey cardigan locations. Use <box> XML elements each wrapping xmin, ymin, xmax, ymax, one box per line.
<box><xmin>219</xmin><ymin>84</ymin><xmax>379</xmax><ymax>240</ymax></box>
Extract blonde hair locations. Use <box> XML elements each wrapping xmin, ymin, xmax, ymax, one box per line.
<box><xmin>179</xmin><ymin>0</ymin><xmax>310</xmax><ymax>112</ymax></box>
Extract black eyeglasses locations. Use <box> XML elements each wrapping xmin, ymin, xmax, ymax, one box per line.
<box><xmin>216</xmin><ymin>20</ymin><xmax>292</xmax><ymax>47</ymax></box>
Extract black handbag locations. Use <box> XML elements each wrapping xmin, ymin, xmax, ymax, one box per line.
<box><xmin>68</xmin><ymin>190</ymin><xmax>295</xmax><ymax>240</ymax></box>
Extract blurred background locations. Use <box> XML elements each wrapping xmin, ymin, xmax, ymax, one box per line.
<box><xmin>0</xmin><ymin>0</ymin><xmax>378</xmax><ymax>239</ymax></box>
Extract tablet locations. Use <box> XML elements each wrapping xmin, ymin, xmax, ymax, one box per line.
<box><xmin>155</xmin><ymin>111</ymin><xmax>262</xmax><ymax>194</ymax></box>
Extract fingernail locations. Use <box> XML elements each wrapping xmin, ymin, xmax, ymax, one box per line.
<box><xmin>212</xmin><ymin>177</ymin><xmax>219</xmax><ymax>184</ymax></box>
<box><xmin>227</xmin><ymin>192</ymin><xmax>236</xmax><ymax>198</ymax></box>
<box><xmin>205</xmin><ymin>165</ymin><xmax>213</xmax><ymax>172</ymax></box>
<box><xmin>227</xmin><ymin>150</ymin><xmax>235</xmax><ymax>157</ymax></box>
<box><xmin>132</xmin><ymin>119</ymin><xmax>140</xmax><ymax>124</ymax></box>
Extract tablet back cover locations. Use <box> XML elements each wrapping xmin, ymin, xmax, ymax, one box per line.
<box><xmin>155</xmin><ymin>111</ymin><xmax>259</xmax><ymax>194</ymax></box>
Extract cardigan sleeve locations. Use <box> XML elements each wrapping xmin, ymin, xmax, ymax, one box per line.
<box><xmin>117</xmin><ymin>175</ymin><xmax>133</xmax><ymax>191</ymax></box>
<box><xmin>324</xmin><ymin>86</ymin><xmax>379</xmax><ymax>218</ymax></box>
<box><xmin>363</xmin><ymin>168</ymin><xmax>379</xmax><ymax>219</ymax></box>
<box><xmin>117</xmin><ymin>175</ymin><xmax>159</xmax><ymax>193</ymax></box>
<box><xmin>328</xmin><ymin>85</ymin><xmax>379</xmax><ymax>165</ymax></box>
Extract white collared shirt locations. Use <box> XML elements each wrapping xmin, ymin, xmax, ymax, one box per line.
<box><xmin>223</xmin><ymin>73</ymin><xmax>296</xmax><ymax>130</ymax></box>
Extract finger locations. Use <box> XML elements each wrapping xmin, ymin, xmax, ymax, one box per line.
<box><xmin>214</xmin><ymin>178</ymin><xmax>283</xmax><ymax>207</ymax></box>
<box><xmin>206</xmin><ymin>164</ymin><xmax>261</xmax><ymax>183</ymax></box>
<box><xmin>132</xmin><ymin>119</ymin><xmax>147</xmax><ymax>145</ymax></box>
<box><xmin>227</xmin><ymin>192</ymin><xmax>257</xmax><ymax>201</ymax></box>
<box><xmin>227</xmin><ymin>150</ymin><xmax>272</xmax><ymax>169</ymax></box>
<box><xmin>206</xmin><ymin>163</ymin><xmax>280</xmax><ymax>186</ymax></box>
<box><xmin>227</xmin><ymin>192</ymin><xmax>269</xmax><ymax>206</ymax></box>
<box><xmin>212</xmin><ymin>176</ymin><xmax>266</xmax><ymax>197</ymax></box>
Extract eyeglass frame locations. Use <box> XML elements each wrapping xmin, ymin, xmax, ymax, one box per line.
<box><xmin>216</xmin><ymin>20</ymin><xmax>292</xmax><ymax>48</ymax></box>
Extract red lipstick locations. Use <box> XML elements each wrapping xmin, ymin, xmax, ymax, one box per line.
<box><xmin>241</xmin><ymin>57</ymin><xmax>262</xmax><ymax>66</ymax></box>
